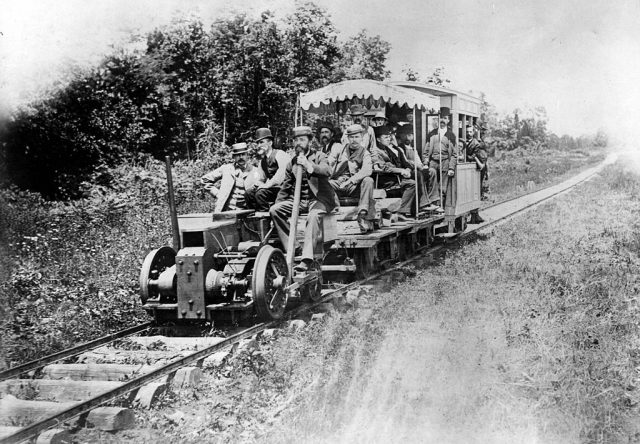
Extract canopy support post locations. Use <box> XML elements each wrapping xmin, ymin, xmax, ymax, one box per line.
<box><xmin>413</xmin><ymin>106</ymin><xmax>419</xmax><ymax>218</ymax></box>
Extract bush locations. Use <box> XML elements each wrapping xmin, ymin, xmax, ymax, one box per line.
<box><xmin>0</xmin><ymin>149</ymin><xmax>228</xmax><ymax>366</ymax></box>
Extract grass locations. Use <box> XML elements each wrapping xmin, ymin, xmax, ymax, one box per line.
<box><xmin>487</xmin><ymin>147</ymin><xmax>605</xmax><ymax>203</ymax></box>
<box><xmin>95</xmin><ymin>155</ymin><xmax>640</xmax><ymax>444</ymax></box>
<box><xmin>0</xmin><ymin>145</ymin><xmax>604</xmax><ymax>369</ymax></box>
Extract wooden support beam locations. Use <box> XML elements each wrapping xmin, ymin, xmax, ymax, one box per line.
<box><xmin>0</xmin><ymin>426</ymin><xmax>70</xmax><ymax>444</ymax></box>
<box><xmin>127</xmin><ymin>336</ymin><xmax>226</xmax><ymax>351</ymax></box>
<box><xmin>133</xmin><ymin>382</ymin><xmax>166</xmax><ymax>409</ymax></box>
<box><xmin>42</xmin><ymin>364</ymin><xmax>156</xmax><ymax>381</ymax></box>
<box><xmin>77</xmin><ymin>349</ymin><xmax>187</xmax><ymax>365</ymax></box>
<box><xmin>0</xmin><ymin>395</ymin><xmax>74</xmax><ymax>426</ymax></box>
<box><xmin>0</xmin><ymin>379</ymin><xmax>123</xmax><ymax>402</ymax></box>
<box><xmin>85</xmin><ymin>407</ymin><xmax>135</xmax><ymax>431</ymax></box>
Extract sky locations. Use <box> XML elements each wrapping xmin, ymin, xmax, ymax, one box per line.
<box><xmin>1</xmin><ymin>0</ymin><xmax>639</xmax><ymax>138</ymax></box>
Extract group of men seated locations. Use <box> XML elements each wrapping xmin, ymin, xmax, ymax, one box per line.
<box><xmin>201</xmin><ymin>105</ymin><xmax>488</xmax><ymax>271</ymax></box>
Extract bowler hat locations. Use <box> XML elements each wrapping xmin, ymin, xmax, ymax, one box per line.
<box><xmin>373</xmin><ymin>125</ymin><xmax>392</xmax><ymax>138</ymax></box>
<box><xmin>254</xmin><ymin>128</ymin><xmax>273</xmax><ymax>142</ymax></box>
<box><xmin>231</xmin><ymin>142</ymin><xmax>248</xmax><ymax>155</ymax></box>
<box><xmin>345</xmin><ymin>124</ymin><xmax>364</xmax><ymax>136</ymax></box>
<box><xmin>348</xmin><ymin>104</ymin><xmax>367</xmax><ymax>116</ymax></box>
<box><xmin>292</xmin><ymin>126</ymin><xmax>313</xmax><ymax>138</ymax></box>
<box><xmin>317</xmin><ymin>121</ymin><xmax>334</xmax><ymax>133</ymax></box>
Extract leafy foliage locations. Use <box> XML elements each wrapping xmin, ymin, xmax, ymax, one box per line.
<box><xmin>333</xmin><ymin>30</ymin><xmax>391</xmax><ymax>81</ymax></box>
<box><xmin>0</xmin><ymin>3</ymin><xmax>390</xmax><ymax>199</ymax></box>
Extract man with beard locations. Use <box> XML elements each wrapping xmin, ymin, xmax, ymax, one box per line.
<box><xmin>424</xmin><ymin>117</ymin><xmax>458</xmax><ymax>210</ymax></box>
<box><xmin>340</xmin><ymin>104</ymin><xmax>377</xmax><ymax>152</ymax></box>
<box><xmin>245</xmin><ymin>127</ymin><xmax>289</xmax><ymax>211</ymax></box>
<box><xmin>269</xmin><ymin>126</ymin><xmax>337</xmax><ymax>272</ymax></box>
<box><xmin>330</xmin><ymin>124</ymin><xmax>376</xmax><ymax>233</ymax></box>
<box><xmin>397</xmin><ymin>126</ymin><xmax>440</xmax><ymax>210</ymax></box>
<box><xmin>372</xmin><ymin>125</ymin><xmax>429</xmax><ymax>219</ymax></box>
<box><xmin>464</xmin><ymin>124</ymin><xmax>489</xmax><ymax>223</ymax></box>
<box><xmin>201</xmin><ymin>142</ymin><xmax>254</xmax><ymax>212</ymax></box>
<box><xmin>317</xmin><ymin>121</ymin><xmax>343</xmax><ymax>166</ymax></box>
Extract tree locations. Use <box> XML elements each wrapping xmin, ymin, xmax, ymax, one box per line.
<box><xmin>333</xmin><ymin>30</ymin><xmax>391</xmax><ymax>81</ymax></box>
<box><xmin>284</xmin><ymin>2</ymin><xmax>340</xmax><ymax>92</ymax></box>
<box><xmin>426</xmin><ymin>66</ymin><xmax>450</xmax><ymax>87</ymax></box>
<box><xmin>402</xmin><ymin>66</ymin><xmax>421</xmax><ymax>82</ymax></box>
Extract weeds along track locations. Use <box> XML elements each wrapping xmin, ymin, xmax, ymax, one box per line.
<box><xmin>0</xmin><ymin>157</ymin><xmax>612</xmax><ymax>444</ymax></box>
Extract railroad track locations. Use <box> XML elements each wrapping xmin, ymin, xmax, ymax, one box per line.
<box><xmin>0</xmin><ymin>156</ymin><xmax>613</xmax><ymax>444</ymax></box>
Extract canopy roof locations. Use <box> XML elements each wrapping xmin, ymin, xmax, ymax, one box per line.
<box><xmin>300</xmin><ymin>79</ymin><xmax>440</xmax><ymax>112</ymax></box>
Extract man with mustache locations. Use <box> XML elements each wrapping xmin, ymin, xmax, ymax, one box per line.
<box><xmin>372</xmin><ymin>125</ymin><xmax>429</xmax><ymax>219</ymax></box>
<box><xmin>245</xmin><ymin>127</ymin><xmax>289</xmax><ymax>211</ymax></box>
<box><xmin>269</xmin><ymin>126</ymin><xmax>338</xmax><ymax>272</ymax></box>
<box><xmin>317</xmin><ymin>121</ymin><xmax>343</xmax><ymax>168</ymax></box>
<box><xmin>340</xmin><ymin>104</ymin><xmax>377</xmax><ymax>152</ymax></box>
<box><xmin>424</xmin><ymin>117</ymin><xmax>458</xmax><ymax>209</ymax></box>
<box><xmin>330</xmin><ymin>124</ymin><xmax>376</xmax><ymax>233</ymax></box>
<box><xmin>464</xmin><ymin>124</ymin><xmax>488</xmax><ymax>223</ymax></box>
<box><xmin>201</xmin><ymin>142</ymin><xmax>253</xmax><ymax>212</ymax></box>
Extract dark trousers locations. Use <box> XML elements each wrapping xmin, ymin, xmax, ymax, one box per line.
<box><xmin>428</xmin><ymin>159</ymin><xmax>453</xmax><ymax>206</ymax></box>
<box><xmin>245</xmin><ymin>186</ymin><xmax>279</xmax><ymax>211</ymax></box>
<box><xmin>376</xmin><ymin>174</ymin><xmax>428</xmax><ymax>215</ymax></box>
<box><xmin>329</xmin><ymin>176</ymin><xmax>376</xmax><ymax>219</ymax></box>
<box><xmin>269</xmin><ymin>199</ymin><xmax>328</xmax><ymax>261</ymax></box>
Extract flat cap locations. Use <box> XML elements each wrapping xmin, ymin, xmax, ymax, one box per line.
<box><xmin>231</xmin><ymin>142</ymin><xmax>249</xmax><ymax>155</ymax></box>
<box><xmin>292</xmin><ymin>126</ymin><xmax>313</xmax><ymax>137</ymax></box>
<box><xmin>345</xmin><ymin>124</ymin><xmax>364</xmax><ymax>136</ymax></box>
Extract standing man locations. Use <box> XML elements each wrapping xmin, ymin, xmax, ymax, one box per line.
<box><xmin>201</xmin><ymin>142</ymin><xmax>253</xmax><ymax>212</ymax></box>
<box><xmin>269</xmin><ymin>126</ymin><xmax>338</xmax><ymax>272</ymax></box>
<box><xmin>317</xmin><ymin>121</ymin><xmax>343</xmax><ymax>167</ymax></box>
<box><xmin>340</xmin><ymin>104</ymin><xmax>377</xmax><ymax>152</ymax></box>
<box><xmin>424</xmin><ymin>117</ymin><xmax>458</xmax><ymax>209</ymax></box>
<box><xmin>245</xmin><ymin>128</ymin><xmax>290</xmax><ymax>211</ymax></box>
<box><xmin>330</xmin><ymin>124</ymin><xmax>376</xmax><ymax>233</ymax></box>
<box><xmin>464</xmin><ymin>125</ymin><xmax>489</xmax><ymax>223</ymax></box>
<box><xmin>372</xmin><ymin>125</ymin><xmax>428</xmax><ymax>219</ymax></box>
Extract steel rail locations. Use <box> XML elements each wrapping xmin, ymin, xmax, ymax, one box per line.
<box><xmin>0</xmin><ymin>322</ymin><xmax>152</xmax><ymax>382</ymax></box>
<box><xmin>2</xmin><ymin>159</ymin><xmax>608</xmax><ymax>444</ymax></box>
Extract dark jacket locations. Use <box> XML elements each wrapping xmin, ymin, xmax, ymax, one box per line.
<box><xmin>464</xmin><ymin>137</ymin><xmax>488</xmax><ymax>166</ymax></box>
<box><xmin>276</xmin><ymin>149</ymin><xmax>338</xmax><ymax>211</ymax></box>
<box><xmin>371</xmin><ymin>144</ymin><xmax>413</xmax><ymax>171</ymax></box>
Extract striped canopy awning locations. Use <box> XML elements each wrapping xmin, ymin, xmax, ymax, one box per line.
<box><xmin>300</xmin><ymin>79</ymin><xmax>440</xmax><ymax>112</ymax></box>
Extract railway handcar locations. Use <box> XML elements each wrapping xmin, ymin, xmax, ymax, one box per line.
<box><xmin>139</xmin><ymin>79</ymin><xmax>482</xmax><ymax>325</ymax></box>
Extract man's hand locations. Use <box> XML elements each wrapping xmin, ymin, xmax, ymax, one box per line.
<box><xmin>447</xmin><ymin>169</ymin><xmax>455</xmax><ymax>177</ymax></box>
<box><xmin>401</xmin><ymin>169</ymin><xmax>411</xmax><ymax>179</ymax></box>
<box><xmin>296</xmin><ymin>153</ymin><xmax>314</xmax><ymax>174</ymax></box>
<box><xmin>339</xmin><ymin>179</ymin><xmax>353</xmax><ymax>190</ymax></box>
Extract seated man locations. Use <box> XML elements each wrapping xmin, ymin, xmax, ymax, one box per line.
<box><xmin>245</xmin><ymin>127</ymin><xmax>290</xmax><ymax>211</ymax></box>
<box><xmin>201</xmin><ymin>142</ymin><xmax>253</xmax><ymax>212</ymax></box>
<box><xmin>424</xmin><ymin>117</ymin><xmax>458</xmax><ymax>210</ymax></box>
<box><xmin>464</xmin><ymin>124</ymin><xmax>489</xmax><ymax>223</ymax></box>
<box><xmin>317</xmin><ymin>121</ymin><xmax>343</xmax><ymax>164</ymax></box>
<box><xmin>340</xmin><ymin>104</ymin><xmax>377</xmax><ymax>152</ymax></box>
<box><xmin>269</xmin><ymin>126</ymin><xmax>338</xmax><ymax>272</ymax></box>
<box><xmin>330</xmin><ymin>124</ymin><xmax>376</xmax><ymax>233</ymax></box>
<box><xmin>372</xmin><ymin>125</ymin><xmax>428</xmax><ymax>219</ymax></box>
<box><xmin>397</xmin><ymin>126</ymin><xmax>439</xmax><ymax>210</ymax></box>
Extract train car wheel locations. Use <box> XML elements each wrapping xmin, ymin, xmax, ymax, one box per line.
<box><xmin>300</xmin><ymin>260</ymin><xmax>323</xmax><ymax>302</ymax></box>
<box><xmin>139</xmin><ymin>246</ymin><xmax>176</xmax><ymax>303</ymax></box>
<box><xmin>252</xmin><ymin>245</ymin><xmax>289</xmax><ymax>320</ymax></box>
